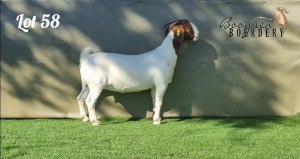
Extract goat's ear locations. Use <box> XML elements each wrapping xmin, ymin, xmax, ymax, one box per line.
<box><xmin>173</xmin><ymin>25</ymin><xmax>184</xmax><ymax>44</ymax></box>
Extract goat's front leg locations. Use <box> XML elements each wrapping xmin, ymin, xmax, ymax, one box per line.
<box><xmin>77</xmin><ymin>85</ymin><xmax>90</xmax><ymax>122</ymax></box>
<box><xmin>152</xmin><ymin>85</ymin><xmax>167</xmax><ymax>125</ymax></box>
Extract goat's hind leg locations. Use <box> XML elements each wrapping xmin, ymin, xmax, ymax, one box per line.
<box><xmin>85</xmin><ymin>83</ymin><xmax>105</xmax><ymax>126</ymax></box>
<box><xmin>151</xmin><ymin>87</ymin><xmax>156</xmax><ymax>118</ymax></box>
<box><xmin>77</xmin><ymin>85</ymin><xmax>90</xmax><ymax>122</ymax></box>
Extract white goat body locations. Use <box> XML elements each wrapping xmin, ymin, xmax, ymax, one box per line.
<box><xmin>80</xmin><ymin>37</ymin><xmax>176</xmax><ymax>93</ymax></box>
<box><xmin>77</xmin><ymin>19</ymin><xmax>199</xmax><ymax>125</ymax></box>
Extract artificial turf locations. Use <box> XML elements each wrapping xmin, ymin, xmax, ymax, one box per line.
<box><xmin>1</xmin><ymin>114</ymin><xmax>300</xmax><ymax>158</ymax></box>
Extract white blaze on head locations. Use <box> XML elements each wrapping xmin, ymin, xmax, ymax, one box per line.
<box><xmin>190</xmin><ymin>22</ymin><xmax>199</xmax><ymax>41</ymax></box>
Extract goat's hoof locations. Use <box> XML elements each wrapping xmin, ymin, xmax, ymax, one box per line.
<box><xmin>91</xmin><ymin>120</ymin><xmax>100</xmax><ymax>126</ymax></box>
<box><xmin>82</xmin><ymin>116</ymin><xmax>89</xmax><ymax>122</ymax></box>
<box><xmin>153</xmin><ymin>118</ymin><xmax>161</xmax><ymax>125</ymax></box>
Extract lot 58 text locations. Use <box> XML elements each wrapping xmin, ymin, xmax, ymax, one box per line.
<box><xmin>16</xmin><ymin>14</ymin><xmax>60</xmax><ymax>33</ymax></box>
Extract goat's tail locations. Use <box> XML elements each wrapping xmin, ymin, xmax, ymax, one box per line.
<box><xmin>80</xmin><ymin>45</ymin><xmax>100</xmax><ymax>62</ymax></box>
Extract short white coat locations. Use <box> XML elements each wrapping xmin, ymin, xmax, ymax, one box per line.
<box><xmin>77</xmin><ymin>20</ymin><xmax>199</xmax><ymax>125</ymax></box>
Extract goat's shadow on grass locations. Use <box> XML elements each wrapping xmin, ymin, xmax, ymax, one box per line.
<box><xmin>165</xmin><ymin>116</ymin><xmax>299</xmax><ymax>129</ymax></box>
<box><xmin>216</xmin><ymin>116</ymin><xmax>300</xmax><ymax>129</ymax></box>
<box><xmin>97</xmin><ymin>117</ymin><xmax>146</xmax><ymax>125</ymax></box>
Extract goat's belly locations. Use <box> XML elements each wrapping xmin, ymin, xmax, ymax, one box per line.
<box><xmin>104</xmin><ymin>80</ymin><xmax>154</xmax><ymax>93</ymax></box>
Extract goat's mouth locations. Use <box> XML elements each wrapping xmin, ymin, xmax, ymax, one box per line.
<box><xmin>193</xmin><ymin>33</ymin><xmax>199</xmax><ymax>41</ymax></box>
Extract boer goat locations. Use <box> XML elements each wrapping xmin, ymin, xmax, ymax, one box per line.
<box><xmin>77</xmin><ymin>19</ymin><xmax>199</xmax><ymax>125</ymax></box>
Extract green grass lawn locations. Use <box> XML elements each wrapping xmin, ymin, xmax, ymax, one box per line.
<box><xmin>1</xmin><ymin>114</ymin><xmax>300</xmax><ymax>159</ymax></box>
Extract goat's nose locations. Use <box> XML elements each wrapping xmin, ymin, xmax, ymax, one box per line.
<box><xmin>193</xmin><ymin>36</ymin><xmax>199</xmax><ymax>41</ymax></box>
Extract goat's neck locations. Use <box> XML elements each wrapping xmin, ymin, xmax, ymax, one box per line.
<box><xmin>157</xmin><ymin>31</ymin><xmax>181</xmax><ymax>63</ymax></box>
